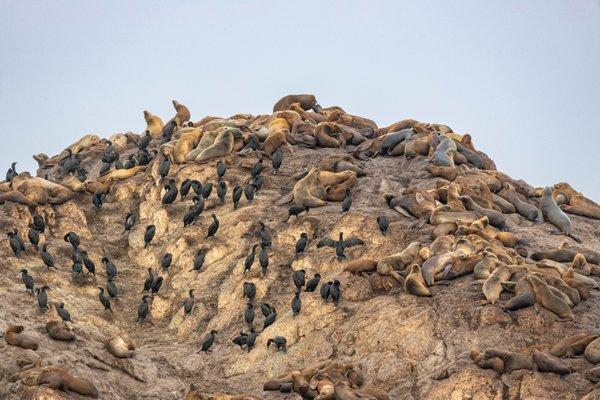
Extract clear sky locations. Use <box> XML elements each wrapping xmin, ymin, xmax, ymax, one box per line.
<box><xmin>1</xmin><ymin>1</ymin><xmax>599</xmax><ymax>200</ymax></box>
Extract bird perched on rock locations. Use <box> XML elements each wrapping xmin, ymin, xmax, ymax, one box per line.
<box><xmin>35</xmin><ymin>286</ymin><xmax>50</xmax><ymax>311</ymax></box>
<box><xmin>272</xmin><ymin>149</ymin><xmax>283</xmax><ymax>174</ymax></box>
<box><xmin>158</xmin><ymin>152</ymin><xmax>171</xmax><ymax>179</ymax></box>
<box><xmin>251</xmin><ymin>159</ymin><xmax>264</xmax><ymax>177</ymax></box>
<box><xmin>232</xmin><ymin>186</ymin><xmax>243</xmax><ymax>209</ymax></box>
<box><xmin>217</xmin><ymin>181</ymin><xmax>227</xmax><ymax>204</ymax></box>
<box><xmin>161</xmin><ymin>253</ymin><xmax>172</xmax><ymax>271</ymax></box>
<box><xmin>56</xmin><ymin>302</ymin><xmax>73</xmax><ymax>323</ymax></box>
<box><xmin>27</xmin><ymin>227</ymin><xmax>40</xmax><ymax>251</ymax></box>
<box><xmin>291</xmin><ymin>291</ymin><xmax>301</xmax><ymax>316</ymax></box>
<box><xmin>305</xmin><ymin>273</ymin><xmax>321</xmax><ymax>292</ymax></box>
<box><xmin>63</xmin><ymin>231</ymin><xmax>80</xmax><ymax>250</ymax></box>
<box><xmin>124</xmin><ymin>213</ymin><xmax>136</xmax><ymax>232</ymax></box>
<box><xmin>233</xmin><ymin>332</ymin><xmax>248</xmax><ymax>349</ymax></box>
<box><xmin>317</xmin><ymin>232</ymin><xmax>364</xmax><ymax>260</ymax></box>
<box><xmin>20</xmin><ymin>269</ymin><xmax>34</xmax><ymax>294</ymax></box>
<box><xmin>162</xmin><ymin>180</ymin><xmax>178</xmax><ymax>205</ymax></box>
<box><xmin>150</xmin><ymin>276</ymin><xmax>163</xmax><ymax>295</ymax></box>
<box><xmin>243</xmin><ymin>282</ymin><xmax>256</xmax><ymax>301</ymax></box>
<box><xmin>206</xmin><ymin>214</ymin><xmax>219</xmax><ymax>238</ymax></box>
<box><xmin>107</xmin><ymin>278</ymin><xmax>118</xmax><ymax>298</ymax></box>
<box><xmin>377</xmin><ymin>215</ymin><xmax>389</xmax><ymax>234</ymax></box>
<box><xmin>98</xmin><ymin>287</ymin><xmax>112</xmax><ymax>311</ymax></box>
<box><xmin>320</xmin><ymin>281</ymin><xmax>332</xmax><ymax>301</ymax></box>
<box><xmin>180</xmin><ymin>179</ymin><xmax>193</xmax><ymax>199</ymax></box>
<box><xmin>102</xmin><ymin>257</ymin><xmax>117</xmax><ymax>280</ymax></box>
<box><xmin>286</xmin><ymin>205</ymin><xmax>309</xmax><ymax>221</ymax></box>
<box><xmin>216</xmin><ymin>161</ymin><xmax>226</xmax><ymax>181</ymax></box>
<box><xmin>202</xmin><ymin>182</ymin><xmax>213</xmax><ymax>199</ymax></box>
<box><xmin>144</xmin><ymin>225</ymin><xmax>156</xmax><ymax>248</ymax></box>
<box><xmin>244</xmin><ymin>245</ymin><xmax>258</xmax><ymax>275</ymax></box>
<box><xmin>198</xmin><ymin>330</ymin><xmax>218</xmax><ymax>353</ymax></box>
<box><xmin>92</xmin><ymin>191</ymin><xmax>106</xmax><ymax>211</ymax></box>
<box><xmin>183</xmin><ymin>289</ymin><xmax>195</xmax><ymax>316</ymax></box>
<box><xmin>138</xmin><ymin>131</ymin><xmax>151</xmax><ymax>150</ymax></box>
<box><xmin>245</xmin><ymin>303</ymin><xmax>255</xmax><ymax>326</ymax></box>
<box><xmin>263</xmin><ymin>308</ymin><xmax>277</xmax><ymax>330</ymax></box>
<box><xmin>292</xmin><ymin>270</ymin><xmax>306</xmax><ymax>289</ymax></box>
<box><xmin>190</xmin><ymin>249</ymin><xmax>207</xmax><ymax>272</ymax></box>
<box><xmin>267</xmin><ymin>336</ymin><xmax>287</xmax><ymax>352</ymax></box>
<box><xmin>8</xmin><ymin>230</ymin><xmax>26</xmax><ymax>257</ymax></box>
<box><xmin>330</xmin><ymin>280</ymin><xmax>341</xmax><ymax>305</ymax></box>
<box><xmin>142</xmin><ymin>268</ymin><xmax>154</xmax><ymax>292</ymax></box>
<box><xmin>33</xmin><ymin>215</ymin><xmax>45</xmax><ymax>233</ymax></box>
<box><xmin>295</xmin><ymin>233</ymin><xmax>308</xmax><ymax>256</ymax></box>
<box><xmin>5</xmin><ymin>161</ymin><xmax>17</xmax><ymax>181</ymax></box>
<box><xmin>245</xmin><ymin>329</ymin><xmax>258</xmax><ymax>352</ymax></box>
<box><xmin>244</xmin><ymin>184</ymin><xmax>255</xmax><ymax>202</ymax></box>
<box><xmin>259</xmin><ymin>244</ymin><xmax>269</xmax><ymax>275</ymax></box>
<box><xmin>80</xmin><ymin>250</ymin><xmax>96</xmax><ymax>275</ymax></box>
<box><xmin>137</xmin><ymin>295</ymin><xmax>150</xmax><ymax>322</ymax></box>
<box><xmin>258</xmin><ymin>222</ymin><xmax>272</xmax><ymax>248</ymax></box>
<box><xmin>341</xmin><ymin>189</ymin><xmax>352</xmax><ymax>213</ymax></box>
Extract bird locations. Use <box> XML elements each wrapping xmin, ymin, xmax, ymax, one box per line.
<box><xmin>144</xmin><ymin>225</ymin><xmax>156</xmax><ymax>248</ymax></box>
<box><xmin>244</xmin><ymin>303</ymin><xmax>255</xmax><ymax>326</ymax></box>
<box><xmin>244</xmin><ymin>245</ymin><xmax>258</xmax><ymax>275</ymax></box>
<box><xmin>191</xmin><ymin>193</ymin><xmax>205</xmax><ymax>215</ymax></box>
<box><xmin>56</xmin><ymin>302</ymin><xmax>73</xmax><ymax>323</ymax></box>
<box><xmin>161</xmin><ymin>253</ymin><xmax>172</xmax><ymax>271</ymax></box>
<box><xmin>98</xmin><ymin>287</ymin><xmax>112</xmax><ymax>311</ymax></box>
<box><xmin>244</xmin><ymin>184</ymin><xmax>255</xmax><ymax>202</ymax></box>
<box><xmin>137</xmin><ymin>295</ymin><xmax>150</xmax><ymax>322</ymax></box>
<box><xmin>249</xmin><ymin>175</ymin><xmax>263</xmax><ymax>191</ymax></box>
<box><xmin>198</xmin><ymin>330</ymin><xmax>218</xmax><ymax>353</ymax></box>
<box><xmin>202</xmin><ymin>182</ymin><xmax>213</xmax><ymax>199</ymax></box>
<box><xmin>305</xmin><ymin>273</ymin><xmax>321</xmax><ymax>292</ymax></box>
<box><xmin>291</xmin><ymin>291</ymin><xmax>301</xmax><ymax>316</ymax></box>
<box><xmin>330</xmin><ymin>280</ymin><xmax>341</xmax><ymax>305</ymax></box>
<box><xmin>183</xmin><ymin>289</ymin><xmax>195</xmax><ymax>316</ymax></box>
<box><xmin>233</xmin><ymin>332</ymin><xmax>248</xmax><ymax>349</ymax></box>
<box><xmin>292</xmin><ymin>270</ymin><xmax>306</xmax><ymax>290</ymax></box>
<box><xmin>251</xmin><ymin>159</ymin><xmax>264</xmax><ymax>178</ymax></box>
<box><xmin>259</xmin><ymin>244</ymin><xmax>269</xmax><ymax>275</ymax></box>
<box><xmin>216</xmin><ymin>161</ymin><xmax>226</xmax><ymax>180</ymax></box>
<box><xmin>32</xmin><ymin>215</ymin><xmax>45</xmax><ymax>233</ymax></box>
<box><xmin>267</xmin><ymin>336</ymin><xmax>287</xmax><ymax>352</ymax></box>
<box><xmin>35</xmin><ymin>286</ymin><xmax>50</xmax><ymax>311</ymax></box>
<box><xmin>377</xmin><ymin>215</ymin><xmax>389</xmax><ymax>234</ymax></box>
<box><xmin>317</xmin><ymin>232</ymin><xmax>365</xmax><ymax>260</ymax></box>
<box><xmin>62</xmin><ymin>151</ymin><xmax>80</xmax><ymax>175</ymax></box>
<box><xmin>286</xmin><ymin>205</ymin><xmax>309</xmax><ymax>221</ymax></box>
<box><xmin>63</xmin><ymin>232</ymin><xmax>80</xmax><ymax>250</ymax></box>
<box><xmin>183</xmin><ymin>209</ymin><xmax>199</xmax><ymax>227</ymax></box>
<box><xmin>162</xmin><ymin>120</ymin><xmax>177</xmax><ymax>143</ymax></box>
<box><xmin>158</xmin><ymin>153</ymin><xmax>171</xmax><ymax>179</ymax></box>
<box><xmin>232</xmin><ymin>186</ymin><xmax>243</xmax><ymax>209</ymax></box>
<box><xmin>243</xmin><ymin>282</ymin><xmax>256</xmax><ymax>301</ymax></box>
<box><xmin>162</xmin><ymin>180</ymin><xmax>178</xmax><ymax>205</ymax></box>
<box><xmin>258</xmin><ymin>222</ymin><xmax>272</xmax><ymax>248</ymax></box>
<box><xmin>80</xmin><ymin>250</ymin><xmax>96</xmax><ymax>275</ymax></box>
<box><xmin>295</xmin><ymin>233</ymin><xmax>308</xmax><ymax>256</ymax></box>
<box><xmin>341</xmin><ymin>189</ymin><xmax>352</xmax><ymax>213</ymax></box>
<box><xmin>71</xmin><ymin>261</ymin><xmax>83</xmax><ymax>277</ymax></box>
<box><xmin>40</xmin><ymin>244</ymin><xmax>55</xmax><ymax>269</ymax></box>
<box><xmin>107</xmin><ymin>278</ymin><xmax>118</xmax><ymax>298</ymax></box>
<box><xmin>272</xmin><ymin>149</ymin><xmax>283</xmax><ymax>174</ymax></box>
<box><xmin>27</xmin><ymin>228</ymin><xmax>40</xmax><ymax>251</ymax></box>
<box><xmin>245</xmin><ymin>329</ymin><xmax>258</xmax><ymax>352</ymax></box>
<box><xmin>92</xmin><ymin>191</ymin><xmax>106</xmax><ymax>211</ymax></box>
<box><xmin>150</xmin><ymin>276</ymin><xmax>163</xmax><ymax>294</ymax></box>
<box><xmin>124</xmin><ymin>213</ymin><xmax>136</xmax><ymax>232</ymax></box>
<box><xmin>320</xmin><ymin>282</ymin><xmax>332</xmax><ymax>301</ymax></box>
<box><xmin>217</xmin><ymin>181</ymin><xmax>227</xmax><ymax>204</ymax></box>
<box><xmin>142</xmin><ymin>268</ymin><xmax>154</xmax><ymax>292</ymax></box>
<box><xmin>6</xmin><ymin>161</ymin><xmax>17</xmax><ymax>181</ymax></box>
<box><xmin>99</xmin><ymin>162</ymin><xmax>112</xmax><ymax>176</ymax></box>
<box><xmin>75</xmin><ymin>167</ymin><xmax>88</xmax><ymax>182</ymax></box>
<box><xmin>190</xmin><ymin>249</ymin><xmax>207</xmax><ymax>272</ymax></box>
<box><xmin>263</xmin><ymin>308</ymin><xmax>277</xmax><ymax>330</ymax></box>
<box><xmin>191</xmin><ymin>180</ymin><xmax>203</xmax><ymax>196</ymax></box>
<box><xmin>138</xmin><ymin>131</ymin><xmax>151</xmax><ymax>150</ymax></box>
<box><xmin>206</xmin><ymin>214</ymin><xmax>219</xmax><ymax>238</ymax></box>
<box><xmin>259</xmin><ymin>303</ymin><xmax>272</xmax><ymax>318</ymax></box>
<box><xmin>8</xmin><ymin>231</ymin><xmax>25</xmax><ymax>257</ymax></box>
<box><xmin>102</xmin><ymin>257</ymin><xmax>117</xmax><ymax>280</ymax></box>
<box><xmin>180</xmin><ymin>179</ymin><xmax>193</xmax><ymax>199</ymax></box>
<box><xmin>20</xmin><ymin>269</ymin><xmax>34</xmax><ymax>294</ymax></box>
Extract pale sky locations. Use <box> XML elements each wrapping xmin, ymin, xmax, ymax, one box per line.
<box><xmin>1</xmin><ymin>1</ymin><xmax>599</xmax><ymax>200</ymax></box>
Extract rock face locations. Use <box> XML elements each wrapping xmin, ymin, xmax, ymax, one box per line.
<box><xmin>1</xmin><ymin>98</ymin><xmax>600</xmax><ymax>399</ymax></box>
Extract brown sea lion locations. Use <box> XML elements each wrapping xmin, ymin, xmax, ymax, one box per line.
<box><xmin>541</xmin><ymin>187</ymin><xmax>581</xmax><ymax>243</ymax></box>
<box><xmin>273</xmin><ymin>94</ymin><xmax>320</xmax><ymax>112</ymax></box>
<box><xmin>429</xmin><ymin>205</ymin><xmax>479</xmax><ymax>226</ymax></box>
<box><xmin>196</xmin><ymin>128</ymin><xmax>238</xmax><ymax>162</ymax></box>
<box><xmin>498</xmin><ymin>183</ymin><xmax>541</xmax><ymax>221</ymax></box>
<box><xmin>551</xmin><ymin>182</ymin><xmax>600</xmax><ymax>220</ymax></box>
<box><xmin>5</xmin><ymin>325</ymin><xmax>39</xmax><ymax>350</ymax></box>
<box><xmin>526</xmin><ymin>275</ymin><xmax>573</xmax><ymax>320</ymax></box>
<box><xmin>550</xmin><ymin>333</ymin><xmax>590</xmax><ymax>357</ymax></box>
<box><xmin>143</xmin><ymin>110</ymin><xmax>164</xmax><ymax>139</ymax></box>
<box><xmin>106</xmin><ymin>335</ymin><xmax>135</xmax><ymax>358</ymax></box>
<box><xmin>46</xmin><ymin>321</ymin><xmax>75</xmax><ymax>341</ymax></box>
<box><xmin>37</xmin><ymin>368</ymin><xmax>98</xmax><ymax>398</ymax></box>
<box><xmin>404</xmin><ymin>264</ymin><xmax>431</xmax><ymax>297</ymax></box>
<box><xmin>261</xmin><ymin>129</ymin><xmax>293</xmax><ymax>156</ymax></box>
<box><xmin>344</xmin><ymin>258</ymin><xmax>378</xmax><ymax>273</ymax></box>
<box><xmin>292</xmin><ymin>166</ymin><xmax>327</xmax><ymax>207</ymax></box>
<box><xmin>377</xmin><ymin>119</ymin><xmax>420</xmax><ymax>137</ymax></box>
<box><xmin>377</xmin><ymin>242</ymin><xmax>421</xmax><ymax>281</ymax></box>
<box><xmin>532</xmin><ymin>350</ymin><xmax>571</xmax><ymax>375</ymax></box>
<box><xmin>170</xmin><ymin>100</ymin><xmax>191</xmax><ymax>126</ymax></box>
<box><xmin>173</xmin><ymin>128</ymin><xmax>202</xmax><ymax>163</ymax></box>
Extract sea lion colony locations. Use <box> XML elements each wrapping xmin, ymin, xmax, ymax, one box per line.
<box><xmin>0</xmin><ymin>94</ymin><xmax>599</xmax><ymax>399</ymax></box>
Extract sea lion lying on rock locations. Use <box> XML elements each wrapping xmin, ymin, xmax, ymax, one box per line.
<box><xmin>46</xmin><ymin>321</ymin><xmax>75</xmax><ymax>341</ymax></box>
<box><xmin>5</xmin><ymin>325</ymin><xmax>39</xmax><ymax>350</ymax></box>
<box><xmin>37</xmin><ymin>367</ymin><xmax>99</xmax><ymax>398</ymax></box>
<box><xmin>106</xmin><ymin>335</ymin><xmax>135</xmax><ymax>358</ymax></box>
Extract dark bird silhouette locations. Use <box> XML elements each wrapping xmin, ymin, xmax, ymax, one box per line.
<box><xmin>162</xmin><ymin>120</ymin><xmax>177</xmax><ymax>143</ymax></box>
<box><xmin>124</xmin><ymin>212</ymin><xmax>136</xmax><ymax>232</ymax></box>
<box><xmin>71</xmin><ymin>261</ymin><xmax>83</xmax><ymax>277</ymax></box>
<box><xmin>62</xmin><ymin>151</ymin><xmax>80</xmax><ymax>175</ymax></box>
<box><xmin>251</xmin><ymin>159</ymin><xmax>264</xmax><ymax>178</ymax></box>
<box><xmin>36</xmin><ymin>286</ymin><xmax>50</xmax><ymax>311</ymax></box>
<box><xmin>206</xmin><ymin>214</ymin><xmax>219</xmax><ymax>238</ymax></box>
<box><xmin>243</xmin><ymin>282</ymin><xmax>256</xmax><ymax>301</ymax></box>
<box><xmin>75</xmin><ymin>166</ymin><xmax>88</xmax><ymax>182</ymax></box>
<box><xmin>162</xmin><ymin>180</ymin><xmax>178</xmax><ymax>205</ymax></box>
<box><xmin>259</xmin><ymin>303</ymin><xmax>272</xmax><ymax>318</ymax></box>
<box><xmin>272</xmin><ymin>149</ymin><xmax>283</xmax><ymax>174</ymax></box>
<box><xmin>56</xmin><ymin>302</ymin><xmax>73</xmax><ymax>323</ymax></box>
<box><xmin>249</xmin><ymin>175</ymin><xmax>263</xmax><ymax>191</ymax></box>
<box><xmin>217</xmin><ymin>181</ymin><xmax>227</xmax><ymax>204</ymax></box>
<box><xmin>259</xmin><ymin>244</ymin><xmax>269</xmax><ymax>274</ymax></box>
<box><xmin>41</xmin><ymin>244</ymin><xmax>55</xmax><ymax>269</ymax></box>
<box><xmin>198</xmin><ymin>330</ymin><xmax>218</xmax><ymax>353</ymax></box>
<box><xmin>267</xmin><ymin>336</ymin><xmax>287</xmax><ymax>352</ymax></box>
<box><xmin>377</xmin><ymin>215</ymin><xmax>389</xmax><ymax>234</ymax></box>
<box><xmin>137</xmin><ymin>295</ymin><xmax>150</xmax><ymax>322</ymax></box>
<box><xmin>161</xmin><ymin>253</ymin><xmax>172</xmax><ymax>271</ymax></box>
<box><xmin>142</xmin><ymin>268</ymin><xmax>154</xmax><ymax>292</ymax></box>
<box><xmin>244</xmin><ymin>303</ymin><xmax>255</xmax><ymax>326</ymax></box>
<box><xmin>20</xmin><ymin>269</ymin><xmax>34</xmax><ymax>293</ymax></box>
<box><xmin>320</xmin><ymin>281</ymin><xmax>332</xmax><ymax>301</ymax></box>
<box><xmin>8</xmin><ymin>231</ymin><xmax>25</xmax><ymax>257</ymax></box>
<box><xmin>244</xmin><ymin>245</ymin><xmax>258</xmax><ymax>275</ymax></box>
<box><xmin>233</xmin><ymin>332</ymin><xmax>248</xmax><ymax>349</ymax></box>
<box><xmin>92</xmin><ymin>191</ymin><xmax>106</xmax><ymax>211</ymax></box>
<box><xmin>102</xmin><ymin>257</ymin><xmax>118</xmax><ymax>280</ymax></box>
<box><xmin>246</xmin><ymin>329</ymin><xmax>258</xmax><ymax>352</ymax></box>
<box><xmin>258</xmin><ymin>222</ymin><xmax>272</xmax><ymax>248</ymax></box>
<box><xmin>28</xmin><ymin>228</ymin><xmax>40</xmax><ymax>251</ymax></box>
<box><xmin>191</xmin><ymin>180</ymin><xmax>203</xmax><ymax>196</ymax></box>
<box><xmin>6</xmin><ymin>161</ymin><xmax>17</xmax><ymax>181</ymax></box>
<box><xmin>244</xmin><ymin>184</ymin><xmax>255</xmax><ymax>202</ymax></box>
<box><xmin>305</xmin><ymin>273</ymin><xmax>321</xmax><ymax>292</ymax></box>
<box><xmin>107</xmin><ymin>278</ymin><xmax>118</xmax><ymax>298</ymax></box>
<box><xmin>202</xmin><ymin>182</ymin><xmax>213</xmax><ymax>199</ymax></box>
<box><xmin>317</xmin><ymin>232</ymin><xmax>365</xmax><ymax>260</ymax></box>
<box><xmin>98</xmin><ymin>287</ymin><xmax>112</xmax><ymax>311</ymax></box>
<box><xmin>180</xmin><ymin>179</ymin><xmax>193</xmax><ymax>199</ymax></box>
<box><xmin>292</xmin><ymin>270</ymin><xmax>306</xmax><ymax>290</ymax></box>
<box><xmin>341</xmin><ymin>189</ymin><xmax>352</xmax><ymax>213</ymax></box>
<box><xmin>263</xmin><ymin>308</ymin><xmax>277</xmax><ymax>330</ymax></box>
<box><xmin>101</xmin><ymin>140</ymin><xmax>118</xmax><ymax>163</ymax></box>
<box><xmin>80</xmin><ymin>250</ymin><xmax>96</xmax><ymax>275</ymax></box>
<box><xmin>63</xmin><ymin>231</ymin><xmax>80</xmax><ymax>250</ymax></box>
<box><xmin>216</xmin><ymin>161</ymin><xmax>226</xmax><ymax>180</ymax></box>
<box><xmin>158</xmin><ymin>153</ymin><xmax>171</xmax><ymax>179</ymax></box>
<box><xmin>286</xmin><ymin>204</ymin><xmax>309</xmax><ymax>221</ymax></box>
<box><xmin>144</xmin><ymin>225</ymin><xmax>156</xmax><ymax>248</ymax></box>
<box><xmin>190</xmin><ymin>249</ymin><xmax>207</xmax><ymax>272</ymax></box>
<box><xmin>136</xmin><ymin>149</ymin><xmax>152</xmax><ymax>165</ymax></box>
<box><xmin>150</xmin><ymin>276</ymin><xmax>163</xmax><ymax>294</ymax></box>
<box><xmin>33</xmin><ymin>215</ymin><xmax>45</xmax><ymax>233</ymax></box>
<box><xmin>291</xmin><ymin>291</ymin><xmax>301</xmax><ymax>316</ymax></box>
<box><xmin>138</xmin><ymin>131</ymin><xmax>151</xmax><ymax>150</ymax></box>
<box><xmin>330</xmin><ymin>280</ymin><xmax>341</xmax><ymax>305</ymax></box>
<box><xmin>232</xmin><ymin>185</ymin><xmax>243</xmax><ymax>209</ymax></box>
<box><xmin>183</xmin><ymin>289</ymin><xmax>195</xmax><ymax>315</ymax></box>
<box><xmin>295</xmin><ymin>233</ymin><xmax>308</xmax><ymax>256</ymax></box>
<box><xmin>99</xmin><ymin>162</ymin><xmax>111</xmax><ymax>176</ymax></box>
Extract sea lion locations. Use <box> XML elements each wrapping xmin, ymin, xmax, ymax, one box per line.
<box><xmin>261</xmin><ymin>129</ymin><xmax>293</xmax><ymax>156</ymax></box>
<box><xmin>431</xmin><ymin>133</ymin><xmax>457</xmax><ymax>167</ymax></box>
<box><xmin>481</xmin><ymin>265</ymin><xmax>513</xmax><ymax>304</ymax></box>
<box><xmin>143</xmin><ymin>110</ymin><xmax>164</xmax><ymax>139</ymax></box>
<box><xmin>475</xmin><ymin>348</ymin><xmax>535</xmax><ymax>373</ymax></box>
<box><xmin>37</xmin><ymin>368</ymin><xmax>98</xmax><ymax>398</ymax></box>
<box><xmin>404</xmin><ymin>136</ymin><xmax>431</xmax><ymax>158</ymax></box>
<box><xmin>532</xmin><ymin>245</ymin><xmax>600</xmax><ymax>265</ymax></box>
<box><xmin>503</xmin><ymin>276</ymin><xmax>535</xmax><ymax>310</ymax></box>
<box><xmin>562</xmin><ymin>267</ymin><xmax>590</xmax><ymax>299</ymax></box>
<box><xmin>195</xmin><ymin>128</ymin><xmax>238</xmax><ymax>162</ymax></box>
<box><xmin>421</xmin><ymin>251</ymin><xmax>461</xmax><ymax>285</ymax></box>
<box><xmin>551</xmin><ymin>182</ymin><xmax>600</xmax><ymax>220</ymax></box>
<box><xmin>344</xmin><ymin>258</ymin><xmax>378</xmax><ymax>273</ymax></box>
<box><xmin>5</xmin><ymin>325</ymin><xmax>39</xmax><ymax>350</ymax></box>
<box><xmin>473</xmin><ymin>253</ymin><xmax>500</xmax><ymax>280</ymax></box>
<box><xmin>532</xmin><ymin>350</ymin><xmax>571</xmax><ymax>375</ymax></box>
<box><xmin>187</xmin><ymin>128</ymin><xmax>222</xmax><ymax>161</ymax></box>
<box><xmin>46</xmin><ymin>321</ymin><xmax>75</xmax><ymax>341</ymax></box>
<box><xmin>541</xmin><ymin>187</ymin><xmax>581</xmax><ymax>243</ymax></box>
<box><xmin>320</xmin><ymin>170</ymin><xmax>357</xmax><ymax>201</ymax></box>
<box><xmin>170</xmin><ymin>100</ymin><xmax>191</xmax><ymax>126</ymax></box>
<box><xmin>550</xmin><ymin>333</ymin><xmax>590</xmax><ymax>357</ymax></box>
<box><xmin>404</xmin><ymin>264</ymin><xmax>431</xmax><ymax>296</ymax></box>
<box><xmin>106</xmin><ymin>335</ymin><xmax>135</xmax><ymax>358</ymax></box>
<box><xmin>377</xmin><ymin>241</ymin><xmax>421</xmax><ymax>281</ymax></box>
<box><xmin>273</xmin><ymin>94</ymin><xmax>320</xmax><ymax>112</ymax></box>
<box><xmin>498</xmin><ymin>183</ymin><xmax>541</xmax><ymax>222</ymax></box>
<box><xmin>526</xmin><ymin>275</ymin><xmax>573</xmax><ymax>320</ymax></box>
<box><xmin>459</xmin><ymin>195</ymin><xmax>507</xmax><ymax>229</ymax></box>
<box><xmin>98</xmin><ymin>165</ymin><xmax>146</xmax><ymax>183</ymax></box>
<box><xmin>174</xmin><ymin>128</ymin><xmax>202</xmax><ymax>163</ymax></box>
<box><xmin>292</xmin><ymin>166</ymin><xmax>328</xmax><ymax>207</ymax></box>
<box><xmin>429</xmin><ymin>205</ymin><xmax>479</xmax><ymax>226</ymax></box>
<box><xmin>442</xmin><ymin>252</ymin><xmax>483</xmax><ymax>280</ymax></box>
<box><xmin>584</xmin><ymin>337</ymin><xmax>600</xmax><ymax>364</ymax></box>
